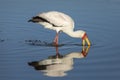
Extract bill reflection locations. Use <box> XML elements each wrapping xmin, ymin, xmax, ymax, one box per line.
<box><xmin>28</xmin><ymin>46</ymin><xmax>90</xmax><ymax>77</ymax></box>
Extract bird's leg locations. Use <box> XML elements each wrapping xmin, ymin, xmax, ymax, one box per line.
<box><xmin>53</xmin><ymin>32</ymin><xmax>59</xmax><ymax>46</ymax></box>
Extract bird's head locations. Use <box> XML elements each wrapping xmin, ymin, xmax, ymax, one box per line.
<box><xmin>63</xmin><ymin>29</ymin><xmax>91</xmax><ymax>46</ymax></box>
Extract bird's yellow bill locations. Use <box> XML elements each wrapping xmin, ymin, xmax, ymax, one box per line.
<box><xmin>82</xmin><ymin>37</ymin><xmax>91</xmax><ymax>46</ymax></box>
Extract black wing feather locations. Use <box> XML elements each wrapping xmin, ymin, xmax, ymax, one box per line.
<box><xmin>28</xmin><ymin>16</ymin><xmax>62</xmax><ymax>27</ymax></box>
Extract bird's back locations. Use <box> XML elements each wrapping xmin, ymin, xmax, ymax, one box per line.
<box><xmin>38</xmin><ymin>11</ymin><xmax>74</xmax><ymax>28</ymax></box>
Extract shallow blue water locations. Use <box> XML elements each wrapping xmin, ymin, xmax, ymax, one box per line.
<box><xmin>0</xmin><ymin>0</ymin><xmax>120</xmax><ymax>80</ymax></box>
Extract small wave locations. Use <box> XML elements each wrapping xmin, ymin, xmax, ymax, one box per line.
<box><xmin>0</xmin><ymin>39</ymin><xmax>5</xmax><ymax>43</ymax></box>
<box><xmin>25</xmin><ymin>40</ymin><xmax>92</xmax><ymax>47</ymax></box>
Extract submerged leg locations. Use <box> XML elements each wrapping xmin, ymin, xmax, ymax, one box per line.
<box><xmin>55</xmin><ymin>46</ymin><xmax>63</xmax><ymax>58</ymax></box>
<box><xmin>55</xmin><ymin>46</ymin><xmax>59</xmax><ymax>58</ymax></box>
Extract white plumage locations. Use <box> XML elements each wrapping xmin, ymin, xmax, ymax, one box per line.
<box><xmin>28</xmin><ymin>11</ymin><xmax>91</xmax><ymax>46</ymax></box>
<box><xmin>37</xmin><ymin>11</ymin><xmax>74</xmax><ymax>33</ymax></box>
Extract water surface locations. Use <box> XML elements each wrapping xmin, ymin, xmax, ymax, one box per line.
<box><xmin>0</xmin><ymin>0</ymin><xmax>120</xmax><ymax>80</ymax></box>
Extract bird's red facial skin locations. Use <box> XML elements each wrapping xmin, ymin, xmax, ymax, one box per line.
<box><xmin>82</xmin><ymin>33</ymin><xmax>87</xmax><ymax>40</ymax></box>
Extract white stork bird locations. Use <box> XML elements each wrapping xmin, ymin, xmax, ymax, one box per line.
<box><xmin>28</xmin><ymin>11</ymin><xmax>91</xmax><ymax>46</ymax></box>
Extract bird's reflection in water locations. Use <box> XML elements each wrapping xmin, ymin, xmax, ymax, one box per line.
<box><xmin>28</xmin><ymin>46</ymin><xmax>90</xmax><ymax>77</ymax></box>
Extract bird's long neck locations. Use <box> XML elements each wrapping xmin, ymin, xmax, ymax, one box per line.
<box><xmin>63</xmin><ymin>29</ymin><xmax>85</xmax><ymax>38</ymax></box>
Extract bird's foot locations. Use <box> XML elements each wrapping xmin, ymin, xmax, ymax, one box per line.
<box><xmin>53</xmin><ymin>42</ymin><xmax>59</xmax><ymax>47</ymax></box>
